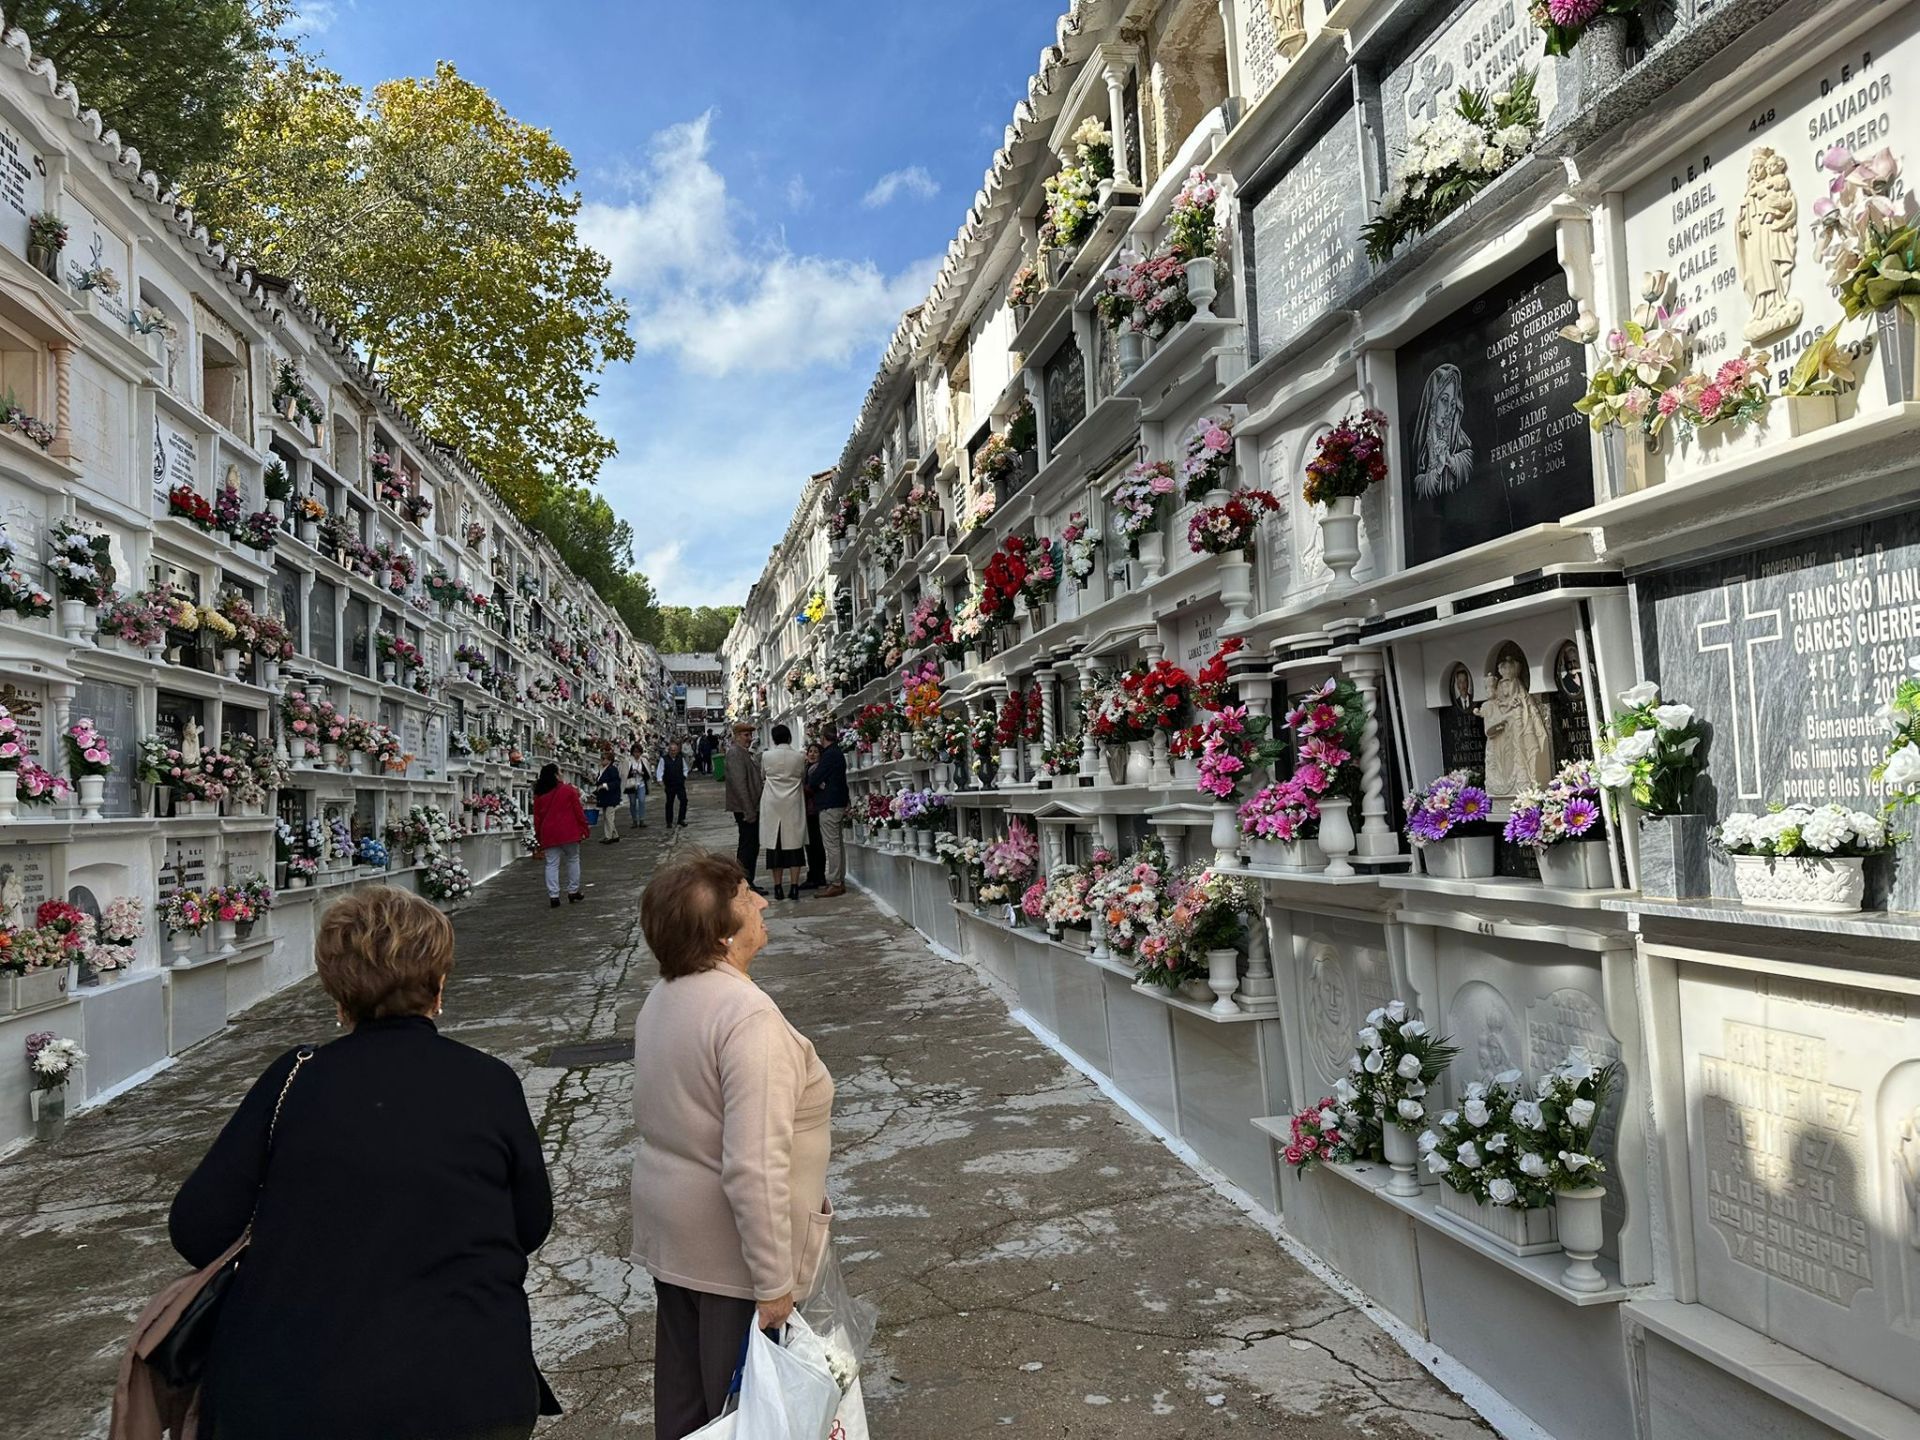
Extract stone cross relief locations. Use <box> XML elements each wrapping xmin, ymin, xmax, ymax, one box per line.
<box><xmin>1693</xmin><ymin>580</ymin><xmax>1782</xmax><ymax>801</ymax></box>
<box><xmin>1407</xmin><ymin>53</ymin><xmax>1456</xmax><ymax>124</ymax></box>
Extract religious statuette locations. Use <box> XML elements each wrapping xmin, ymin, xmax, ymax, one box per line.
<box><xmin>1475</xmin><ymin>652</ymin><xmax>1551</xmax><ymax>796</ymax></box>
<box><xmin>179</xmin><ymin>717</ymin><xmax>203</xmax><ymax>769</ymax></box>
<box><xmin>1735</xmin><ymin>146</ymin><xmax>1803</xmax><ymax>344</ymax></box>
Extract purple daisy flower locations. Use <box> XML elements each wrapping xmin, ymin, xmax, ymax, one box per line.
<box><xmin>1456</xmin><ymin>786</ymin><xmax>1490</xmax><ymax>821</ymax></box>
<box><xmin>1547</xmin><ymin>0</ymin><xmax>1604</xmax><ymax>24</ymax></box>
<box><xmin>1503</xmin><ymin>808</ymin><xmax>1543</xmax><ymax>845</ymax></box>
<box><xmin>1561</xmin><ymin>797</ymin><xmax>1600</xmax><ymax>836</ymax></box>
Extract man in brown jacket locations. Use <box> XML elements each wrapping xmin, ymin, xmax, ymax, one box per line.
<box><xmin>724</xmin><ymin>722</ymin><xmax>765</xmax><ymax>892</ymax></box>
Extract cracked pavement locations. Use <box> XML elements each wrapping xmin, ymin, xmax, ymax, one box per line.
<box><xmin>0</xmin><ymin>793</ymin><xmax>1491</xmax><ymax>1437</ymax></box>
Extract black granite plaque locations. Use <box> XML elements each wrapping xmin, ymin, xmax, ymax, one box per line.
<box><xmin>1247</xmin><ymin>104</ymin><xmax>1370</xmax><ymax>360</ymax></box>
<box><xmin>1396</xmin><ymin>252</ymin><xmax>1592</xmax><ymax>568</ymax></box>
<box><xmin>1043</xmin><ymin>336</ymin><xmax>1086</xmax><ymax>450</ymax></box>
<box><xmin>1638</xmin><ymin>512</ymin><xmax>1920</xmax><ymax>908</ymax></box>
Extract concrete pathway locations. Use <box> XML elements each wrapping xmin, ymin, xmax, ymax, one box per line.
<box><xmin>0</xmin><ymin>793</ymin><xmax>1492</xmax><ymax>1437</ymax></box>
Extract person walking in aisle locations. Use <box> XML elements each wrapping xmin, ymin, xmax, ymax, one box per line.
<box><xmin>595</xmin><ymin>747</ymin><xmax>624</xmax><ymax>844</ymax></box>
<box><xmin>724</xmin><ymin>723</ymin><xmax>764</xmax><ymax>891</ymax></box>
<box><xmin>626</xmin><ymin>743</ymin><xmax>650</xmax><ymax>829</ymax></box>
<box><xmin>760</xmin><ymin>723</ymin><xmax>808</xmax><ymax>902</ymax></box>
<box><xmin>656</xmin><ymin>739</ymin><xmax>690</xmax><ymax>827</ymax></box>
<box><xmin>697</xmin><ymin>731</ymin><xmax>716</xmax><ymax>776</ymax></box>
<box><xmin>631</xmin><ymin>853</ymin><xmax>835</xmax><ymax>1440</ymax></box>
<box><xmin>533</xmin><ymin>763</ymin><xmax>590</xmax><ymax>906</ymax></box>
<box><xmin>800</xmin><ymin>742</ymin><xmax>826</xmax><ymax>891</ymax></box>
<box><xmin>813</xmin><ymin>727</ymin><xmax>850</xmax><ymax>899</ymax></box>
<box><xmin>158</xmin><ymin>888</ymin><xmax>559</xmax><ymax>1440</ymax></box>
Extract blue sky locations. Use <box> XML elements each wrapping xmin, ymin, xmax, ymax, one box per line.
<box><xmin>297</xmin><ymin>1</ymin><xmax>1064</xmax><ymax>605</ymax></box>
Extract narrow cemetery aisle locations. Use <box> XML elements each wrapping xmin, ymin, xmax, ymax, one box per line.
<box><xmin>0</xmin><ymin>799</ymin><xmax>1491</xmax><ymax>1438</ymax></box>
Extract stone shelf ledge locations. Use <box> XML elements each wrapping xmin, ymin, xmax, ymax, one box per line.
<box><xmin>1625</xmin><ymin>1297</ymin><xmax>1920</xmax><ymax>1440</ymax></box>
<box><xmin>1129</xmin><ymin>981</ymin><xmax>1271</xmax><ymax>1024</ymax></box>
<box><xmin>1601</xmin><ymin>895</ymin><xmax>1920</xmax><ymax>945</ymax></box>
<box><xmin>1383</xmin><ymin>872</ymin><xmax>1632</xmax><ymax>910</ymax></box>
<box><xmin>1247</xmin><ymin>1131</ymin><xmax>1636</xmax><ymax>1307</ymax></box>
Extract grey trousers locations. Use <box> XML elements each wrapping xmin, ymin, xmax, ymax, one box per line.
<box><xmin>819</xmin><ymin>807</ymin><xmax>847</xmax><ymax>884</ymax></box>
<box><xmin>652</xmin><ymin>1280</ymin><xmax>757</xmax><ymax>1440</ymax></box>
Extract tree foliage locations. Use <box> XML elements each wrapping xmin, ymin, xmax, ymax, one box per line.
<box><xmin>181</xmin><ymin>58</ymin><xmax>634</xmax><ymax>516</ymax></box>
<box><xmin>528</xmin><ymin>484</ymin><xmax>659</xmax><ymax>639</ymax></box>
<box><xmin>652</xmin><ymin>607</ymin><xmax>742</xmax><ymax>654</ymax></box>
<box><xmin>9</xmin><ymin>0</ymin><xmax>287</xmax><ymax>179</ymax></box>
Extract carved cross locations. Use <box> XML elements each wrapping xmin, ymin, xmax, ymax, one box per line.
<box><xmin>1407</xmin><ymin>54</ymin><xmax>1456</xmax><ymax>124</ymax></box>
<box><xmin>1694</xmin><ymin>581</ymin><xmax>1782</xmax><ymax>800</ymax></box>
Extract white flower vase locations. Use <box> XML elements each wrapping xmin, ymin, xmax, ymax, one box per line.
<box><xmin>60</xmin><ymin>598</ymin><xmax>90</xmax><ymax>642</ymax></box>
<box><xmin>1380</xmin><ymin>1117</ymin><xmax>1423</xmax><ymax>1198</ymax></box>
<box><xmin>213</xmin><ymin>919</ymin><xmax>238</xmax><ymax>955</ymax></box>
<box><xmin>268</xmin><ymin>498</ymin><xmax>286</xmax><ymax>522</ymax></box>
<box><xmin>263</xmin><ymin>660</ymin><xmax>280</xmax><ymax>689</ymax></box>
<box><xmin>220</xmin><ymin>647</ymin><xmax>242</xmax><ymax>678</ymax></box>
<box><xmin>1730</xmin><ymin>854</ymin><xmax>1866</xmax><ymax>913</ymax></box>
<box><xmin>1125</xmin><ymin>741</ymin><xmax>1153</xmax><ymax>786</ymax></box>
<box><xmin>77</xmin><ymin>774</ymin><xmax>105</xmax><ymax>821</ymax></box>
<box><xmin>1538</xmin><ymin>839</ymin><xmax>1608</xmax><ymax>890</ymax></box>
<box><xmin>1423</xmin><ymin>836</ymin><xmax>1495</xmax><ymax>879</ymax></box>
<box><xmin>1135</xmin><ymin>530</ymin><xmax>1166</xmax><ymax>581</ymax></box>
<box><xmin>30</xmin><ymin>1085</ymin><xmax>67</xmax><ymax>1141</ymax></box>
<box><xmin>169</xmin><ymin>931</ymin><xmax>194</xmax><ymax>965</ymax></box>
<box><xmin>1249</xmin><ymin>837</ymin><xmax>1286</xmax><ymax>869</ymax></box>
<box><xmin>1089</xmin><ymin>908</ymin><xmax>1109</xmax><ymax>959</ymax></box>
<box><xmin>1319</xmin><ymin>498</ymin><xmax>1363</xmax><ymax>584</ymax></box>
<box><xmin>1205</xmin><ymin>946</ymin><xmax>1241</xmax><ymax>1016</ymax></box>
<box><xmin>1185</xmin><ymin>256</ymin><xmax>1217</xmax><ymax>313</ymax></box>
<box><xmin>1026</xmin><ymin>742</ymin><xmax>1046</xmax><ymax>779</ymax></box>
<box><xmin>996</xmin><ymin>746</ymin><xmax>1018</xmax><ymax>788</ymax></box>
<box><xmin>1210</xmin><ymin>803</ymin><xmax>1243</xmax><ymax>869</ymax></box>
<box><xmin>321</xmin><ymin>743</ymin><xmax>341</xmax><ymax>768</ymax></box>
<box><xmin>297</xmin><ymin>520</ymin><xmax>318</xmax><ymax>546</ymax></box>
<box><xmin>1555</xmin><ymin>1185</ymin><xmax>1609</xmax><ymax>1293</ymax></box>
<box><xmin>963</xmin><ymin>647</ymin><xmax>981</xmax><ymax>671</ymax></box>
<box><xmin>145</xmin><ymin>641</ymin><xmax>166</xmax><ymax>662</ymax></box>
<box><xmin>381</xmin><ymin>661</ymin><xmax>397</xmax><ymax>683</ymax></box>
<box><xmin>1281</xmin><ymin>837</ymin><xmax>1327</xmax><ymax>873</ymax></box>
<box><xmin>1317</xmin><ymin>798</ymin><xmax>1357</xmax><ymax>877</ymax></box>
<box><xmin>1172</xmin><ymin>754</ymin><xmax>1199</xmax><ymax>785</ymax></box>
<box><xmin>1217</xmin><ymin>553</ymin><xmax>1254</xmax><ymax>629</ymax></box>
<box><xmin>1118</xmin><ymin>328</ymin><xmax>1145</xmax><ymax>378</ymax></box>
<box><xmin>0</xmin><ymin>770</ymin><xmax>16</xmax><ymax>824</ymax></box>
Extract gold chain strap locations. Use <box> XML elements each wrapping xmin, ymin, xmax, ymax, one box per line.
<box><xmin>242</xmin><ymin>1046</ymin><xmax>315</xmax><ymax>1246</ymax></box>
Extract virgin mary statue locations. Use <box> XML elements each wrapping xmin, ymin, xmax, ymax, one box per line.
<box><xmin>1411</xmin><ymin>363</ymin><xmax>1474</xmax><ymax>500</ymax></box>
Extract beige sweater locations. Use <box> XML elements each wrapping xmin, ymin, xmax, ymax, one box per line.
<box><xmin>631</xmin><ymin>964</ymin><xmax>834</xmax><ymax>1302</ymax></box>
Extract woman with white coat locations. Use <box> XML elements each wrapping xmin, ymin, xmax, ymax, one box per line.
<box><xmin>758</xmin><ymin>723</ymin><xmax>809</xmax><ymax>901</ymax></box>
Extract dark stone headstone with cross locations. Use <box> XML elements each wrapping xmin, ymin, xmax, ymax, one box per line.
<box><xmin>1636</xmin><ymin>510</ymin><xmax>1920</xmax><ymax>908</ymax></box>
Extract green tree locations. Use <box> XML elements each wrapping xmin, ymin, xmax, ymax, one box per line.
<box><xmin>182</xmin><ymin>59</ymin><xmax>634</xmax><ymax>516</ymax></box>
<box><xmin>8</xmin><ymin>0</ymin><xmax>288</xmax><ymax>178</ymax></box>
<box><xmin>655</xmin><ymin>606</ymin><xmax>742</xmax><ymax>653</ymax></box>
<box><xmin>529</xmin><ymin>484</ymin><xmax>660</xmax><ymax>640</ymax></box>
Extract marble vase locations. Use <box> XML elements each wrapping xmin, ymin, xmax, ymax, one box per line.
<box><xmin>1423</xmin><ymin>835</ymin><xmax>1494</xmax><ymax>879</ymax></box>
<box><xmin>1380</xmin><ymin>1117</ymin><xmax>1422</xmax><ymax>1198</ymax></box>
<box><xmin>1555</xmin><ymin>1185</ymin><xmax>1609</xmax><ymax>1292</ymax></box>
<box><xmin>1634</xmin><ymin>812</ymin><xmax>1713</xmax><ymax>900</ymax></box>
<box><xmin>1278</xmin><ymin>837</ymin><xmax>1326</xmax><ymax>874</ymax></box>
<box><xmin>1210</xmin><ymin>803</ymin><xmax>1242</xmax><ymax>869</ymax></box>
<box><xmin>1538</xmin><ymin>839</ymin><xmax>1610</xmax><ymax>890</ymax></box>
<box><xmin>0</xmin><ymin>771</ymin><xmax>17</xmax><ymax>824</ymax></box>
<box><xmin>1185</xmin><ymin>256</ymin><xmax>1217</xmax><ymax>312</ymax></box>
<box><xmin>1217</xmin><ymin>554</ymin><xmax>1254</xmax><ymax>629</ymax></box>
<box><xmin>1318</xmin><ymin>498</ymin><xmax>1362</xmax><ymax>584</ymax></box>
<box><xmin>1135</xmin><ymin>530</ymin><xmax>1166</xmax><ymax>581</ymax></box>
<box><xmin>1204</xmin><ymin>947</ymin><xmax>1241</xmax><ymax>1016</ymax></box>
<box><xmin>1125</xmin><ymin>742</ymin><xmax>1153</xmax><ymax>786</ymax></box>
<box><xmin>1730</xmin><ymin>854</ymin><xmax>1866</xmax><ymax>914</ymax></box>
<box><xmin>1435</xmin><ymin>1184</ymin><xmax>1560</xmax><ymax>1256</ymax></box>
<box><xmin>1118</xmin><ymin>328</ymin><xmax>1144</xmax><ymax>377</ymax></box>
<box><xmin>59</xmin><ymin>599</ymin><xmax>90</xmax><ymax>642</ymax></box>
<box><xmin>77</xmin><ymin>775</ymin><xmax>105</xmax><ymax>820</ymax></box>
<box><xmin>1317</xmin><ymin>799</ymin><xmax>1357</xmax><ymax>877</ymax></box>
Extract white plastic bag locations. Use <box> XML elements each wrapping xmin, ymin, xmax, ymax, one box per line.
<box><xmin>686</xmin><ymin>1411</ymin><xmax>738</xmax><ymax>1438</ymax></box>
<box><xmin>734</xmin><ymin>1312</ymin><xmax>842</xmax><ymax>1440</ymax></box>
<box><xmin>826</xmin><ymin>1377</ymin><xmax>870</xmax><ymax>1440</ymax></box>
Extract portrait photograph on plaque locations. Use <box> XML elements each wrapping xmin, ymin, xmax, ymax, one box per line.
<box><xmin>1395</xmin><ymin>252</ymin><xmax>1594</xmax><ymax>568</ymax></box>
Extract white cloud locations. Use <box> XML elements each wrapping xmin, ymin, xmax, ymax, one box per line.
<box><xmin>287</xmin><ymin>2</ymin><xmax>341</xmax><ymax>36</ymax></box>
<box><xmin>785</xmin><ymin>175</ymin><xmax>812</xmax><ymax>211</ymax></box>
<box><xmin>861</xmin><ymin>165</ymin><xmax>939</xmax><ymax>209</ymax></box>
<box><xmin>580</xmin><ymin>114</ymin><xmax>932</xmax><ymax>377</ymax></box>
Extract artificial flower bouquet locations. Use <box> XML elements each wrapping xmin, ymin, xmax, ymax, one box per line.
<box><xmin>1531</xmin><ymin>0</ymin><xmax>1647</xmax><ymax>55</ymax></box>
<box><xmin>1087</xmin><ymin>836</ymin><xmax>1168</xmax><ymax>956</ymax></box>
<box><xmin>168</xmin><ymin>483</ymin><xmax>218</xmax><ymax>532</ymax></box>
<box><xmin>26</xmin><ymin>1031</ymin><xmax>83</xmax><ymax>1090</ymax></box>
<box><xmin>1186</xmin><ymin>488</ymin><xmax>1278</xmax><ymax>556</ymax></box>
<box><xmin>97</xmin><ymin>591</ymin><xmax>170</xmax><ymax>648</ymax></box>
<box><xmin>63</xmin><ymin>718</ymin><xmax>113</xmax><ymax>777</ymax></box>
<box><xmin>1020</xmin><ymin>537</ymin><xmax>1061</xmax><ymax>605</ymax></box>
<box><xmin>47</xmin><ymin>520</ymin><xmax>113</xmax><ymax>605</ymax></box>
<box><xmin>1109</xmin><ymin>460</ymin><xmax>1177</xmax><ymax>549</ymax></box>
<box><xmin>160</xmin><ymin>887</ymin><xmax>209</xmax><ymax>936</ymax></box>
<box><xmin>1876</xmin><ymin>663</ymin><xmax>1920</xmax><ymax>804</ymax></box>
<box><xmin>1303</xmin><ymin>411</ymin><xmax>1388</xmax><ymax>507</ymax></box>
<box><xmin>1180</xmin><ymin>416</ymin><xmax>1235</xmax><ymax>500</ymax></box>
<box><xmin>1597</xmin><ymin>681</ymin><xmax>1703</xmax><ymax>815</ymax></box>
<box><xmin>0</xmin><ymin>567</ymin><xmax>54</xmax><ymax>617</ymax></box>
<box><xmin>1362</xmin><ymin>70</ymin><xmax>1540</xmax><ymax>264</ymax></box>
<box><xmin>1284</xmin><ymin>676</ymin><xmax>1367</xmax><ymax>800</ymax></box>
<box><xmin>1567</xmin><ymin>269</ymin><xmax>1689</xmax><ymax>438</ymax></box>
<box><xmin>1279</xmin><ymin>1095</ymin><xmax>1363</xmax><ymax>1173</ymax></box>
<box><xmin>420</xmin><ymin>854</ymin><xmax>473</xmax><ymax>900</ymax></box>
<box><xmin>1140</xmin><ymin>867</ymin><xmax>1259</xmax><ymax>991</ymax></box>
<box><xmin>1355</xmin><ymin>1000</ymin><xmax>1459</xmax><ymax>1134</ymax></box>
<box><xmin>1535</xmin><ymin>1046</ymin><xmax>1621</xmax><ymax>1191</ymax></box>
<box><xmin>1060</xmin><ymin>512</ymin><xmax>1101</xmax><ymax>587</ymax></box>
<box><xmin>1403</xmin><ymin>770</ymin><xmax>1494</xmax><ymax>846</ymax></box>
<box><xmin>16</xmin><ymin>760</ymin><xmax>71</xmax><ymax>807</ymax></box>
<box><xmin>1420</xmin><ymin>1070</ymin><xmax>1549</xmax><ymax>1208</ymax></box>
<box><xmin>1167</xmin><ymin>167</ymin><xmax>1226</xmax><ymax>262</ymax></box>
<box><xmin>1194</xmin><ymin>705</ymin><xmax>1284</xmax><ymax>801</ymax></box>
<box><xmin>1238</xmin><ymin>776</ymin><xmax>1321</xmax><ymax>843</ymax></box>
<box><xmin>1789</xmin><ymin>144</ymin><xmax>1920</xmax><ymax>395</ymax></box>
<box><xmin>1503</xmin><ymin>760</ymin><xmax>1605</xmax><ymax>848</ymax></box>
<box><xmin>1713</xmin><ymin>804</ymin><xmax>1891</xmax><ymax>859</ymax></box>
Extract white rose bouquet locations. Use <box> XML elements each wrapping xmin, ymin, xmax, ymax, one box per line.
<box><xmin>1536</xmin><ymin>1047</ymin><xmax>1620</xmax><ymax>1192</ymax></box>
<box><xmin>1353</xmin><ymin>1000</ymin><xmax>1459</xmax><ymax>1134</ymax></box>
<box><xmin>1419</xmin><ymin>1069</ymin><xmax>1549</xmax><ymax>1209</ymax></box>
<box><xmin>1597</xmin><ymin>681</ymin><xmax>1704</xmax><ymax>816</ymax></box>
<box><xmin>1714</xmin><ymin>804</ymin><xmax>1891</xmax><ymax>859</ymax></box>
<box><xmin>1874</xmin><ymin>665</ymin><xmax>1920</xmax><ymax>806</ymax></box>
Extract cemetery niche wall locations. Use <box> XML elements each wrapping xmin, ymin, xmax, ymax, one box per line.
<box><xmin>721</xmin><ymin>0</ymin><xmax>1920</xmax><ymax>1436</ymax></box>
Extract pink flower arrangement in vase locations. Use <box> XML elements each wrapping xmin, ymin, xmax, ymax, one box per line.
<box><xmin>1180</xmin><ymin>415</ymin><xmax>1235</xmax><ymax>500</ymax></box>
<box><xmin>63</xmin><ymin>719</ymin><xmax>113</xmax><ymax>776</ymax></box>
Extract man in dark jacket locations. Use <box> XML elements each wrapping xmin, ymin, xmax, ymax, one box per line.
<box><xmin>594</xmin><ymin>749</ymin><xmax>623</xmax><ymax>843</ymax></box>
<box><xmin>813</xmin><ymin>728</ymin><xmax>850</xmax><ymax>897</ymax></box>
<box><xmin>656</xmin><ymin>740</ymin><xmax>689</xmax><ymax>826</ymax></box>
<box><xmin>723</xmin><ymin>723</ymin><xmax>764</xmax><ymax>890</ymax></box>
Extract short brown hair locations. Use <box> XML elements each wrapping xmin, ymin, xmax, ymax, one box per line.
<box><xmin>642</xmin><ymin>851</ymin><xmax>747</xmax><ymax>979</ymax></box>
<box><xmin>316</xmin><ymin>886</ymin><xmax>455</xmax><ymax>1023</ymax></box>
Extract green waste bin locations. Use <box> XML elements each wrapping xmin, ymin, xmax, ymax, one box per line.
<box><xmin>712</xmin><ymin>753</ymin><xmax>725</xmax><ymax>785</ymax></box>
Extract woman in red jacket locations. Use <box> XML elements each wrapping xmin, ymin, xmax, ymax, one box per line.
<box><xmin>532</xmin><ymin>762</ymin><xmax>590</xmax><ymax>908</ymax></box>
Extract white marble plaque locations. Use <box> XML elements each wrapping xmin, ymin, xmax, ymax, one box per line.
<box><xmin>1621</xmin><ymin>7</ymin><xmax>1920</xmax><ymax>476</ymax></box>
<box><xmin>153</xmin><ymin>416</ymin><xmax>198</xmax><ymax>501</ymax></box>
<box><xmin>1174</xmin><ymin>601</ymin><xmax>1227</xmax><ymax>669</ymax></box>
<box><xmin>0</xmin><ymin>116</ymin><xmax>45</xmax><ymax>256</ymax></box>
<box><xmin>60</xmin><ymin>195</ymin><xmax>130</xmax><ymax>323</ymax></box>
<box><xmin>1680</xmin><ymin>962</ymin><xmax>1920</xmax><ymax>1405</ymax></box>
<box><xmin>0</xmin><ymin>681</ymin><xmax>50</xmax><ymax>766</ymax></box>
<box><xmin>0</xmin><ymin>846</ymin><xmax>54</xmax><ymax>927</ymax></box>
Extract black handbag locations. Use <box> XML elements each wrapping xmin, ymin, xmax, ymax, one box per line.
<box><xmin>147</xmin><ymin>1045</ymin><xmax>315</xmax><ymax>1388</ymax></box>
